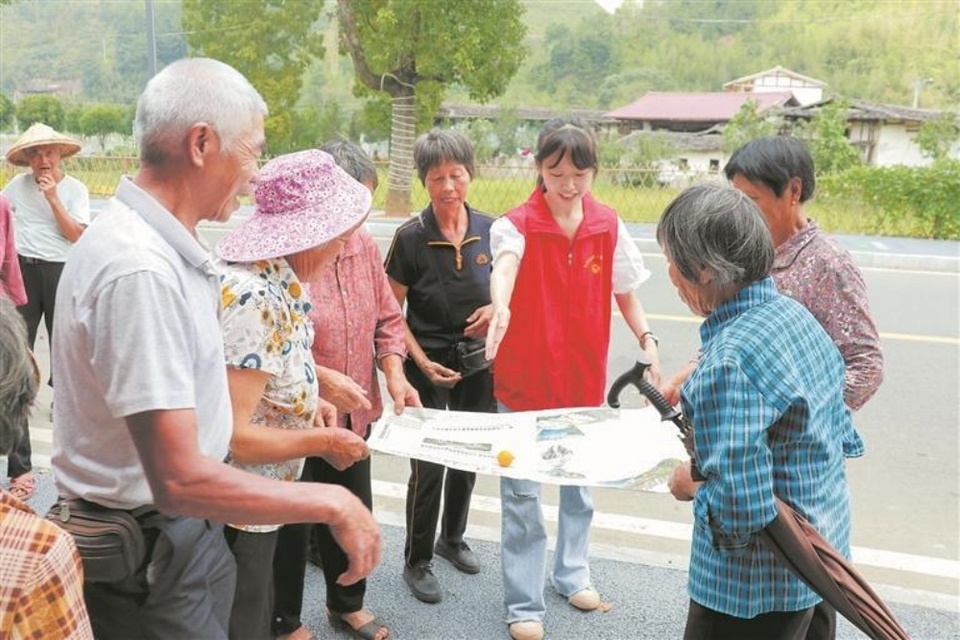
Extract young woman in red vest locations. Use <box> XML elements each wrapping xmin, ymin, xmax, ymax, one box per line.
<box><xmin>485</xmin><ymin>118</ymin><xmax>661</xmax><ymax>640</ymax></box>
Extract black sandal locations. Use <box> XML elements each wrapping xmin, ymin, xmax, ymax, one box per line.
<box><xmin>327</xmin><ymin>610</ymin><xmax>389</xmax><ymax>640</ymax></box>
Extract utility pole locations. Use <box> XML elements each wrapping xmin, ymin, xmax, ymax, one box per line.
<box><xmin>912</xmin><ymin>77</ymin><xmax>933</xmax><ymax>109</ymax></box>
<box><xmin>145</xmin><ymin>0</ymin><xmax>158</xmax><ymax>78</ymax></box>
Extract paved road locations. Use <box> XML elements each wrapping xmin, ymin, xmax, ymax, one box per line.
<box><xmin>7</xmin><ymin>470</ymin><xmax>958</xmax><ymax>639</ymax></box>
<box><xmin>10</xmin><ymin>215</ymin><xmax>960</xmax><ymax>638</ymax></box>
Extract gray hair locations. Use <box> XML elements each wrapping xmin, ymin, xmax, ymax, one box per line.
<box><xmin>413</xmin><ymin>129</ymin><xmax>475</xmax><ymax>185</ymax></box>
<box><xmin>320</xmin><ymin>139</ymin><xmax>378</xmax><ymax>191</ymax></box>
<box><xmin>0</xmin><ymin>298</ymin><xmax>36</xmax><ymax>455</ymax></box>
<box><xmin>134</xmin><ymin>58</ymin><xmax>268</xmax><ymax>166</ymax></box>
<box><xmin>656</xmin><ymin>182</ymin><xmax>774</xmax><ymax>287</ymax></box>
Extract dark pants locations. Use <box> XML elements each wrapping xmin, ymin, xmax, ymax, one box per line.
<box><xmin>224</xmin><ymin>526</ymin><xmax>278</xmax><ymax>640</ymax></box>
<box><xmin>807</xmin><ymin>601</ymin><xmax>837</xmax><ymax>640</ymax></box>
<box><xmin>272</xmin><ymin>435</ymin><xmax>373</xmax><ymax>635</ymax></box>
<box><xmin>683</xmin><ymin>599</ymin><xmax>815</xmax><ymax>640</ymax></box>
<box><xmin>9</xmin><ymin>256</ymin><xmax>63</xmax><ymax>478</ymax></box>
<box><xmin>84</xmin><ymin>515</ymin><xmax>235</xmax><ymax>640</ymax></box>
<box><xmin>403</xmin><ymin>355</ymin><xmax>494</xmax><ymax>567</ymax></box>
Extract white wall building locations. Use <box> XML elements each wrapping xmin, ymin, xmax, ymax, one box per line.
<box><xmin>724</xmin><ymin>66</ymin><xmax>827</xmax><ymax>107</ymax></box>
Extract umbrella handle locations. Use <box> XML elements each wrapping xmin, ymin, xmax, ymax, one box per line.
<box><xmin>608</xmin><ymin>356</ymin><xmax>705</xmax><ymax>481</ymax></box>
<box><xmin>607</xmin><ymin>358</ymin><xmax>651</xmax><ymax>409</ymax></box>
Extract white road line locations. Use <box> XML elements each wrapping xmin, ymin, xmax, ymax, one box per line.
<box><xmin>372</xmin><ymin>479</ymin><xmax>960</xmax><ymax>581</ymax></box>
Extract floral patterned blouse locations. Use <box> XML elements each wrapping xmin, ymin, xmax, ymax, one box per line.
<box><xmin>773</xmin><ymin>220</ymin><xmax>883</xmax><ymax>414</ymax></box>
<box><xmin>218</xmin><ymin>257</ymin><xmax>318</xmax><ymax>533</ymax></box>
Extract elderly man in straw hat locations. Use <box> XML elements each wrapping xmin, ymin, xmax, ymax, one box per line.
<box><xmin>50</xmin><ymin>58</ymin><xmax>380</xmax><ymax>639</ymax></box>
<box><xmin>2</xmin><ymin>122</ymin><xmax>90</xmax><ymax>502</ymax></box>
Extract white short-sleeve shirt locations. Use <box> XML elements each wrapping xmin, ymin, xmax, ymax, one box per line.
<box><xmin>2</xmin><ymin>172</ymin><xmax>90</xmax><ymax>261</ymax></box>
<box><xmin>52</xmin><ymin>177</ymin><xmax>232</xmax><ymax>509</ymax></box>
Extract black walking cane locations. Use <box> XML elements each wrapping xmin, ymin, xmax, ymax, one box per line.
<box><xmin>607</xmin><ymin>354</ymin><xmax>704</xmax><ymax>481</ymax></box>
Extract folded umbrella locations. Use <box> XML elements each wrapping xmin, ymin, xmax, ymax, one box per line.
<box><xmin>760</xmin><ymin>499</ymin><xmax>910</xmax><ymax>640</ymax></box>
<box><xmin>608</xmin><ymin>357</ymin><xmax>911</xmax><ymax>640</ymax></box>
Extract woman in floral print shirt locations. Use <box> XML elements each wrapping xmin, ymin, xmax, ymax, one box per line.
<box><xmin>214</xmin><ymin>149</ymin><xmax>375</xmax><ymax>640</ymax></box>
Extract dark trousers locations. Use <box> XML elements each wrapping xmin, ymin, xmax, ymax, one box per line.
<box><xmin>84</xmin><ymin>515</ymin><xmax>235</xmax><ymax>640</ymax></box>
<box><xmin>807</xmin><ymin>601</ymin><xmax>837</xmax><ymax>640</ymax></box>
<box><xmin>272</xmin><ymin>440</ymin><xmax>373</xmax><ymax>635</ymax></box>
<box><xmin>683</xmin><ymin>599</ymin><xmax>815</xmax><ymax>640</ymax></box>
<box><xmin>224</xmin><ymin>526</ymin><xmax>278</xmax><ymax>640</ymax></box>
<box><xmin>9</xmin><ymin>257</ymin><xmax>63</xmax><ymax>478</ymax></box>
<box><xmin>403</xmin><ymin>356</ymin><xmax>494</xmax><ymax>567</ymax></box>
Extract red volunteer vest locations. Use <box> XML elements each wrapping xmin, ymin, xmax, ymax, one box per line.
<box><xmin>494</xmin><ymin>189</ymin><xmax>618</xmax><ymax>411</ymax></box>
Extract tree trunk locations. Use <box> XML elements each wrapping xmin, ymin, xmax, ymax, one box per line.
<box><xmin>385</xmin><ymin>91</ymin><xmax>416</xmax><ymax>218</ymax></box>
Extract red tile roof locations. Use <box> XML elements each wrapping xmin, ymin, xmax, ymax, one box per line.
<box><xmin>606</xmin><ymin>91</ymin><xmax>798</xmax><ymax>121</ymax></box>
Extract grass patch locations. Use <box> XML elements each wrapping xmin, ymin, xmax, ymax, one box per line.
<box><xmin>3</xmin><ymin>158</ymin><xmax>952</xmax><ymax>239</ymax></box>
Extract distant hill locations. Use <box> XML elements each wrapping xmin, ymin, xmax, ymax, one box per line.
<box><xmin>0</xmin><ymin>0</ymin><xmax>955</xmax><ymax>114</ymax></box>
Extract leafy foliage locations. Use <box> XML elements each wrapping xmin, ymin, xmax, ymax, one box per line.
<box><xmin>78</xmin><ymin>103</ymin><xmax>133</xmax><ymax>150</ymax></box>
<box><xmin>16</xmin><ymin>95</ymin><xmax>65</xmax><ymax>130</ymax></box>
<box><xmin>796</xmin><ymin>100</ymin><xmax>861</xmax><ymax>174</ymax></box>
<box><xmin>499</xmin><ymin>0</ymin><xmax>959</xmax><ymax>111</ymax></box>
<box><xmin>337</xmin><ymin>0</ymin><xmax>527</xmax><ymax>215</ymax></box>
<box><xmin>915</xmin><ymin>113</ymin><xmax>960</xmax><ymax>161</ymax></box>
<box><xmin>818</xmin><ymin>161</ymin><xmax>960</xmax><ymax>239</ymax></box>
<box><xmin>723</xmin><ymin>100</ymin><xmax>780</xmax><ymax>152</ymax></box>
<box><xmin>0</xmin><ymin>93</ymin><xmax>14</xmax><ymax>131</ymax></box>
<box><xmin>181</xmin><ymin>0</ymin><xmax>325</xmax><ymax>154</ymax></box>
<box><xmin>0</xmin><ymin>0</ymin><xmax>186</xmax><ymax>104</ymax></box>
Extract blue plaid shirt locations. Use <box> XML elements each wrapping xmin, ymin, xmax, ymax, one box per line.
<box><xmin>683</xmin><ymin>277</ymin><xmax>863</xmax><ymax>618</ymax></box>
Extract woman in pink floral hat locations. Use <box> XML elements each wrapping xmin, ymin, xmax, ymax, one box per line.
<box><xmin>214</xmin><ymin>149</ymin><xmax>374</xmax><ymax>640</ymax></box>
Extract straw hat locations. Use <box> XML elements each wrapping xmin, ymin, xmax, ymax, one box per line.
<box><xmin>5</xmin><ymin>123</ymin><xmax>82</xmax><ymax>167</ymax></box>
<box><xmin>216</xmin><ymin>149</ymin><xmax>372</xmax><ymax>263</ymax></box>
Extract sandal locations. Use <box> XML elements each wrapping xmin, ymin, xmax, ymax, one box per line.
<box><xmin>327</xmin><ymin>609</ymin><xmax>389</xmax><ymax>640</ymax></box>
<box><xmin>9</xmin><ymin>473</ymin><xmax>35</xmax><ymax>501</ymax></box>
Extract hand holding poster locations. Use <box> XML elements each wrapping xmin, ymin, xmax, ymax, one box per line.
<box><xmin>368</xmin><ymin>406</ymin><xmax>689</xmax><ymax>492</ymax></box>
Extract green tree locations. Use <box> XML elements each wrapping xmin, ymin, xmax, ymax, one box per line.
<box><xmin>723</xmin><ymin>100</ymin><xmax>779</xmax><ymax>152</ymax></box>
<box><xmin>78</xmin><ymin>103</ymin><xmax>131</xmax><ymax>151</ymax></box>
<box><xmin>0</xmin><ymin>93</ymin><xmax>14</xmax><ymax>131</ymax></box>
<box><xmin>799</xmin><ymin>99</ymin><xmax>861</xmax><ymax>174</ymax></box>
<box><xmin>64</xmin><ymin>104</ymin><xmax>84</xmax><ymax>135</ymax></box>
<box><xmin>337</xmin><ymin>0</ymin><xmax>527</xmax><ymax>216</ymax></box>
<box><xmin>350</xmin><ymin>99</ymin><xmax>392</xmax><ymax>143</ymax></box>
<box><xmin>181</xmin><ymin>0</ymin><xmax>325</xmax><ymax>154</ymax></box>
<box><xmin>915</xmin><ymin>113</ymin><xmax>959</xmax><ymax>162</ymax></box>
<box><xmin>462</xmin><ymin>119</ymin><xmax>497</xmax><ymax>163</ymax></box>
<box><xmin>15</xmin><ymin>95</ymin><xmax>65</xmax><ymax>130</ymax></box>
<box><xmin>492</xmin><ymin>107</ymin><xmax>521</xmax><ymax>158</ymax></box>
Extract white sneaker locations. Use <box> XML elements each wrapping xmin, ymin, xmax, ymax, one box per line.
<box><xmin>508</xmin><ymin>620</ymin><xmax>544</xmax><ymax>640</ymax></box>
<box><xmin>568</xmin><ymin>586</ymin><xmax>601</xmax><ymax>611</ymax></box>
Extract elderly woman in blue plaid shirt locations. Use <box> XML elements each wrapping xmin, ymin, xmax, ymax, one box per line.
<box><xmin>659</xmin><ymin>183</ymin><xmax>861</xmax><ymax>640</ymax></box>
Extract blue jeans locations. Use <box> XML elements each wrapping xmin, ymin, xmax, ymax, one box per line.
<box><xmin>498</xmin><ymin>402</ymin><xmax>594</xmax><ymax>624</ymax></box>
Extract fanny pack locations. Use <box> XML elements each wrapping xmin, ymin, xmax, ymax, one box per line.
<box><xmin>47</xmin><ymin>498</ymin><xmax>153</xmax><ymax>583</ymax></box>
<box><xmin>455</xmin><ymin>339</ymin><xmax>492</xmax><ymax>377</ymax></box>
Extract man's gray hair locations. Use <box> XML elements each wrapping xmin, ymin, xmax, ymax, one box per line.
<box><xmin>656</xmin><ymin>182</ymin><xmax>774</xmax><ymax>287</ymax></box>
<box><xmin>320</xmin><ymin>139</ymin><xmax>378</xmax><ymax>191</ymax></box>
<box><xmin>134</xmin><ymin>58</ymin><xmax>268</xmax><ymax>166</ymax></box>
<box><xmin>0</xmin><ymin>297</ymin><xmax>37</xmax><ymax>455</ymax></box>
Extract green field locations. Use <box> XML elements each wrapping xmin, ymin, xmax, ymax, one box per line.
<box><xmin>2</xmin><ymin>157</ymin><xmax>950</xmax><ymax>239</ymax></box>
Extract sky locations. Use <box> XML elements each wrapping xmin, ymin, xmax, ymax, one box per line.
<box><xmin>594</xmin><ymin>0</ymin><xmax>625</xmax><ymax>14</ymax></box>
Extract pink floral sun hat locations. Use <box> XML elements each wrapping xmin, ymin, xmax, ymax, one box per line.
<box><xmin>216</xmin><ymin>149</ymin><xmax>372</xmax><ymax>262</ymax></box>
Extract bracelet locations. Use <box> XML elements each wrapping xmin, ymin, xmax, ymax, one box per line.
<box><xmin>639</xmin><ymin>331</ymin><xmax>659</xmax><ymax>348</ymax></box>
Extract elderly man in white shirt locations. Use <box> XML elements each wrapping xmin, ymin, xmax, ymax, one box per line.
<box><xmin>2</xmin><ymin>122</ymin><xmax>89</xmax><ymax>501</ymax></box>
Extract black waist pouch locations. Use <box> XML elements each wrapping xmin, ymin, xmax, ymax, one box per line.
<box><xmin>47</xmin><ymin>498</ymin><xmax>151</xmax><ymax>583</ymax></box>
<box><xmin>455</xmin><ymin>339</ymin><xmax>492</xmax><ymax>377</ymax></box>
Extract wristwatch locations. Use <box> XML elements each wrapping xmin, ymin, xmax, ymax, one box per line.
<box><xmin>639</xmin><ymin>331</ymin><xmax>659</xmax><ymax>348</ymax></box>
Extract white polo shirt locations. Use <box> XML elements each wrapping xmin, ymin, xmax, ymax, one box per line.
<box><xmin>52</xmin><ymin>177</ymin><xmax>232</xmax><ymax>509</ymax></box>
<box><xmin>2</xmin><ymin>172</ymin><xmax>90</xmax><ymax>261</ymax></box>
